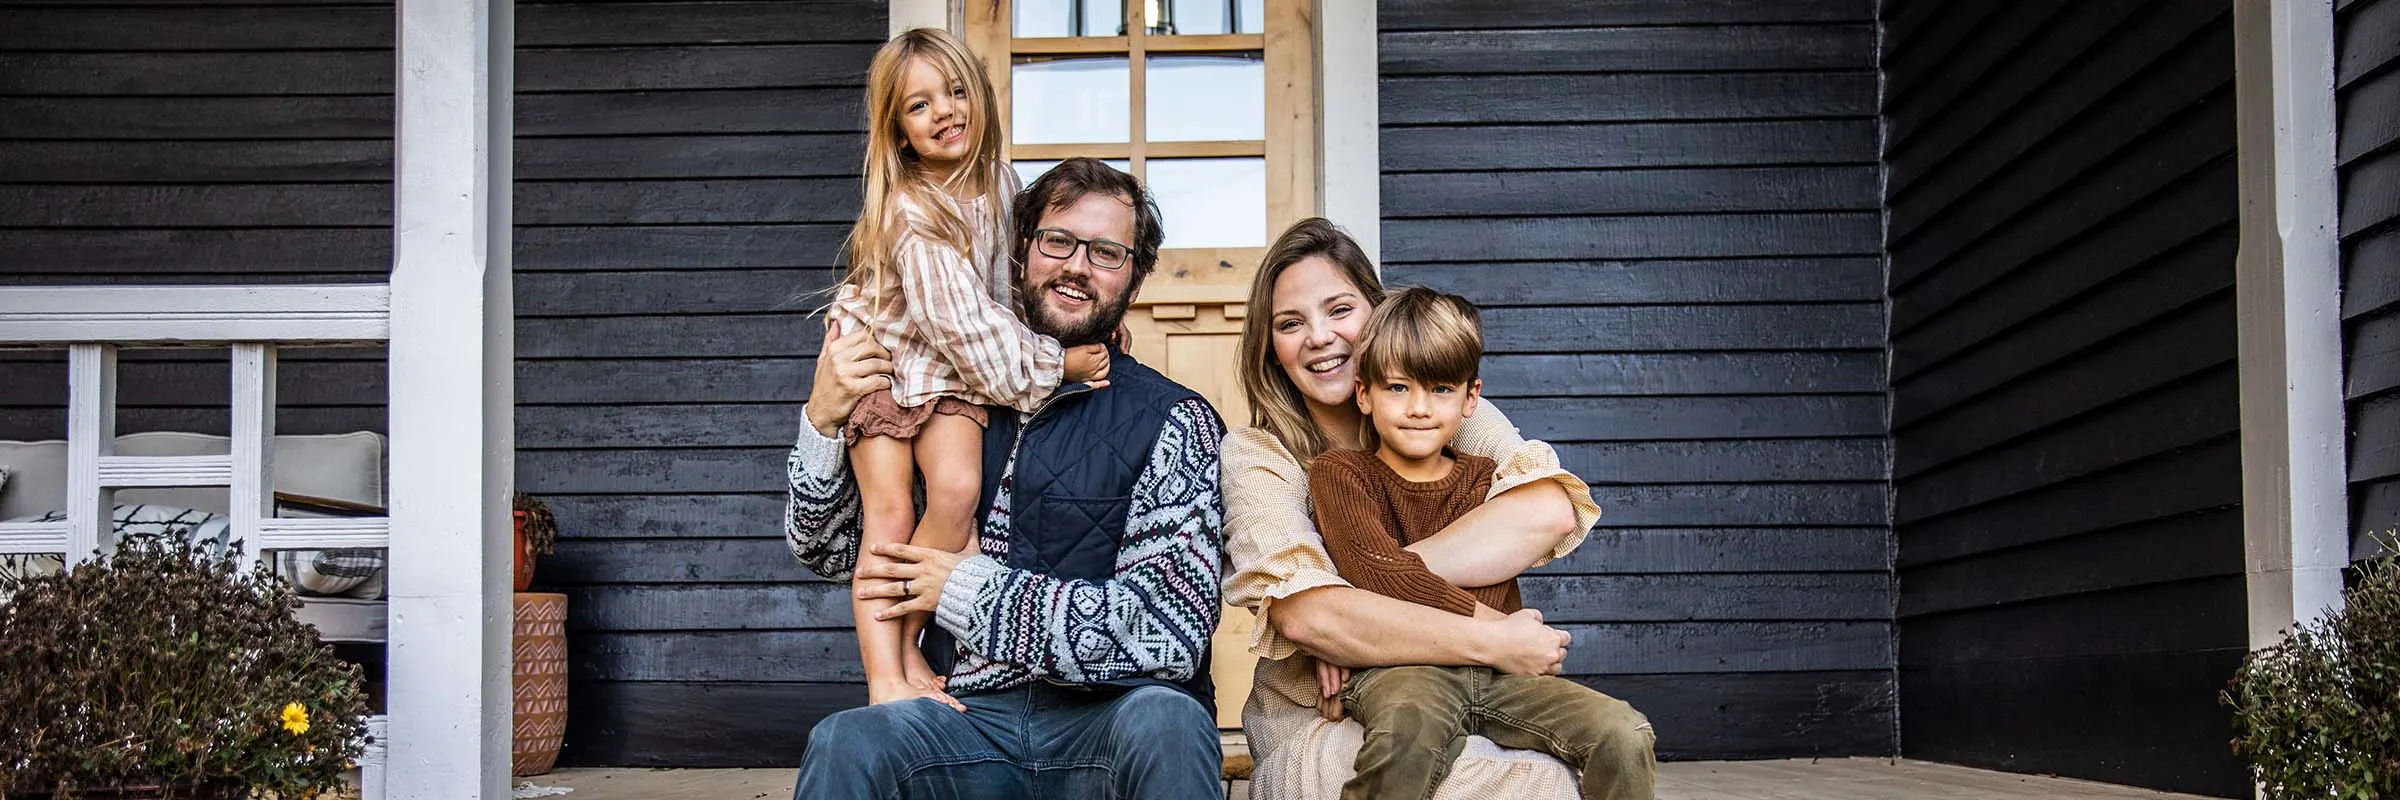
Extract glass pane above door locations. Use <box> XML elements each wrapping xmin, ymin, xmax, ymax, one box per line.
<box><xmin>1148</xmin><ymin>157</ymin><xmax>1265</xmax><ymax>248</ymax></box>
<box><xmin>1014</xmin><ymin>0</ymin><xmax>1126</xmax><ymax>38</ymax></box>
<box><xmin>1012</xmin><ymin>56</ymin><xmax>1132</xmax><ymax>145</ymax></box>
<box><xmin>1145</xmin><ymin>54</ymin><xmax>1264</xmax><ymax>142</ymax></box>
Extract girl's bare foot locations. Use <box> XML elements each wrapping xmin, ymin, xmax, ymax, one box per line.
<box><xmin>901</xmin><ymin>644</ymin><xmax>945</xmax><ymax>693</ymax></box>
<box><xmin>868</xmin><ymin>677</ymin><xmax>965</xmax><ymax>712</ymax></box>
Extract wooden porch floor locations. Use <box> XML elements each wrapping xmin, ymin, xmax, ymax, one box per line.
<box><xmin>531</xmin><ymin>758</ymin><xmax>2222</xmax><ymax>800</ymax></box>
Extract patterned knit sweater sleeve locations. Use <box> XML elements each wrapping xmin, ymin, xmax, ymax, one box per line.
<box><xmin>1305</xmin><ymin>449</ymin><xmax>1483</xmax><ymax>618</ymax></box>
<box><xmin>783</xmin><ymin>406</ymin><xmax>862</xmax><ymax>580</ymax></box>
<box><xmin>934</xmin><ymin>398</ymin><xmax>1228</xmax><ymax>684</ymax></box>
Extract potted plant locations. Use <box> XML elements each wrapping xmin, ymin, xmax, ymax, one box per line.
<box><xmin>2224</xmin><ymin>534</ymin><xmax>2400</xmax><ymax>799</ymax></box>
<box><xmin>512</xmin><ymin>493</ymin><xmax>557</xmax><ymax>592</ymax></box>
<box><xmin>0</xmin><ymin>534</ymin><xmax>370</xmax><ymax>799</ymax></box>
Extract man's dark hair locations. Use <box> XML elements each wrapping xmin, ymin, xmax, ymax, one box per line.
<box><xmin>1012</xmin><ymin>158</ymin><xmax>1166</xmax><ymax>285</ymax></box>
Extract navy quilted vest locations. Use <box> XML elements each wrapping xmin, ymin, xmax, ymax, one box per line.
<box><xmin>935</xmin><ymin>346</ymin><xmax>1216</xmax><ymax>706</ymax></box>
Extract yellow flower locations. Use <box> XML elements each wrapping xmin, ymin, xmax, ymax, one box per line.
<box><xmin>281</xmin><ymin>702</ymin><xmax>311</xmax><ymax>736</ymax></box>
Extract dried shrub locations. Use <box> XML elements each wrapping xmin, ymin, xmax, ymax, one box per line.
<box><xmin>513</xmin><ymin>493</ymin><xmax>557</xmax><ymax>557</ymax></box>
<box><xmin>0</xmin><ymin>535</ymin><xmax>369</xmax><ymax>798</ymax></box>
<box><xmin>2225</xmin><ymin>536</ymin><xmax>2400</xmax><ymax>799</ymax></box>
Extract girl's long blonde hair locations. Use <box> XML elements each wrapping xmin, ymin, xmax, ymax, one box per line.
<box><xmin>1237</xmin><ymin>218</ymin><xmax>1388</xmax><ymax>462</ymax></box>
<box><xmin>845</xmin><ymin>28</ymin><xmax>1010</xmax><ymax>303</ymax></box>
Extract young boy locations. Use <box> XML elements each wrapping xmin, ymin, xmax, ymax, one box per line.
<box><xmin>1307</xmin><ymin>287</ymin><xmax>1656</xmax><ymax>800</ymax></box>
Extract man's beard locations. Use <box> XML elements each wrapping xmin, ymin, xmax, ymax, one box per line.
<box><xmin>1023</xmin><ymin>275</ymin><xmax>1132</xmax><ymax>347</ymax></box>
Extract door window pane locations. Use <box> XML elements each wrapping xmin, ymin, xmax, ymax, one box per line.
<box><xmin>1147</xmin><ymin>157</ymin><xmax>1264</xmax><ymax>248</ymax></box>
<box><xmin>1146</xmin><ymin>55</ymin><xmax>1264</xmax><ymax>142</ymax></box>
<box><xmin>1012</xmin><ymin>57</ymin><xmax>1131</xmax><ymax>144</ymax></box>
<box><xmin>1014</xmin><ymin>0</ymin><xmax>1126</xmax><ymax>38</ymax></box>
<box><xmin>1013</xmin><ymin>159</ymin><xmax>1133</xmax><ymax>186</ymax></box>
<box><xmin>1154</xmin><ymin>0</ymin><xmax>1262</xmax><ymax>35</ymax></box>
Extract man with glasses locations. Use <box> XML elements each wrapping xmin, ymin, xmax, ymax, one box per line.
<box><xmin>785</xmin><ymin>157</ymin><xmax>1228</xmax><ymax>800</ymax></box>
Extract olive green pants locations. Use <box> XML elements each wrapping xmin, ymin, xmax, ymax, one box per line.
<box><xmin>1340</xmin><ymin>665</ymin><xmax>1657</xmax><ymax>800</ymax></box>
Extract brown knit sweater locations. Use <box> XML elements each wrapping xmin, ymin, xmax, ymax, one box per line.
<box><xmin>1305</xmin><ymin>447</ymin><xmax>1520</xmax><ymax>617</ymax></box>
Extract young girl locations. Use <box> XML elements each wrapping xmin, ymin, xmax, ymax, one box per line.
<box><xmin>830</xmin><ymin>28</ymin><xmax>1110</xmax><ymax>707</ymax></box>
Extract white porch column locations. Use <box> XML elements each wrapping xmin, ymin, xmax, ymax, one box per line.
<box><xmin>889</xmin><ymin>0</ymin><xmax>952</xmax><ymax>37</ymax></box>
<box><xmin>2233</xmin><ymin>0</ymin><xmax>2346</xmax><ymax>650</ymax></box>
<box><xmin>389</xmin><ymin>0</ymin><xmax>513</xmax><ymax>796</ymax></box>
<box><xmin>1317</xmin><ymin>0</ymin><xmax>1380</xmax><ymax>266</ymax></box>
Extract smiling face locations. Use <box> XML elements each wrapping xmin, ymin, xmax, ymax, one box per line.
<box><xmin>1357</xmin><ymin>373</ymin><xmax>1482</xmax><ymax>463</ymax></box>
<box><xmin>1269</xmin><ymin>255</ymin><xmax>1375</xmax><ymax>411</ymax></box>
<box><xmin>895</xmin><ymin>55</ymin><xmax>971</xmax><ymax>180</ymax></box>
<box><xmin>1019</xmin><ymin>190</ymin><xmax>1140</xmax><ymax>346</ymax></box>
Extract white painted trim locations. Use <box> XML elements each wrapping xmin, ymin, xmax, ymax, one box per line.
<box><xmin>255</xmin><ymin>517</ymin><xmax>392</xmax><ymax>550</ymax></box>
<box><xmin>389</xmin><ymin>0</ymin><xmax>511</xmax><ymax>794</ymax></box>
<box><xmin>2234</xmin><ymin>0</ymin><xmax>2347</xmax><ymax>651</ymax></box>
<box><xmin>66</xmin><ymin>345</ymin><xmax>114</xmax><ymax>563</ymax></box>
<box><xmin>231</xmin><ymin>344</ymin><xmax>276</xmax><ymax>569</ymax></box>
<box><xmin>94</xmin><ymin>455</ymin><xmax>235</xmax><ymax>488</ymax></box>
<box><xmin>1316</xmin><ymin>0</ymin><xmax>1379</xmax><ymax>267</ymax></box>
<box><xmin>0</xmin><ymin>285</ymin><xmax>390</xmax><ymax>345</ymax></box>
<box><xmin>0</xmin><ymin>522</ymin><xmax>70</xmax><ymax>555</ymax></box>
<box><xmin>890</xmin><ymin>0</ymin><xmax>955</xmax><ymax>36</ymax></box>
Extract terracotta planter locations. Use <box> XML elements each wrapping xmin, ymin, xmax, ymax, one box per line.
<box><xmin>512</xmin><ymin>510</ymin><xmax>536</xmax><ymax>592</ymax></box>
<box><xmin>512</xmin><ymin>592</ymin><xmax>569</xmax><ymax>777</ymax></box>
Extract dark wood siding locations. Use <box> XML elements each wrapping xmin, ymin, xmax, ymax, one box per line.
<box><xmin>1380</xmin><ymin>0</ymin><xmax>1895</xmax><ymax>760</ymax></box>
<box><xmin>0</xmin><ymin>0</ymin><xmax>877</xmax><ymax>768</ymax></box>
<box><xmin>2342</xmin><ymin>0</ymin><xmax>2400</xmax><ymax>557</ymax></box>
<box><xmin>511</xmin><ymin>0</ymin><xmax>875</xmax><ymax>767</ymax></box>
<box><xmin>0</xmin><ymin>1</ymin><xmax>397</xmax><ymax>440</ymax></box>
<box><xmin>1881</xmin><ymin>0</ymin><xmax>2247</xmax><ymax>795</ymax></box>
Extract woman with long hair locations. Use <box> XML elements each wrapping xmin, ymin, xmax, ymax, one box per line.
<box><xmin>1220</xmin><ymin>218</ymin><xmax>1647</xmax><ymax>798</ymax></box>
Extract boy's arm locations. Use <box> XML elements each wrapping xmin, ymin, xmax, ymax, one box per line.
<box><xmin>784</xmin><ymin>410</ymin><xmax>863</xmax><ymax>580</ymax></box>
<box><xmin>1309</xmin><ymin>455</ymin><xmax>1482</xmax><ymax>618</ymax></box>
<box><xmin>934</xmin><ymin>398</ymin><xmax>1226</xmax><ymax>682</ymax></box>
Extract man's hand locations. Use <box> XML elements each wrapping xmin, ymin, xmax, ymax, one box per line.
<box><xmin>805</xmin><ymin>319</ymin><xmax>894</xmax><ymax>437</ymax></box>
<box><xmin>856</xmin><ymin>542</ymin><xmax>974</xmax><ymax>621</ymax></box>
<box><xmin>1315</xmin><ymin>658</ymin><xmax>1351</xmax><ymax>722</ymax></box>
<box><xmin>1484</xmin><ymin>607</ymin><xmax>1571</xmax><ymax>676</ymax></box>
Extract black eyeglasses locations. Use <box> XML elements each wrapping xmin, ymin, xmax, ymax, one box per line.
<box><xmin>1031</xmin><ymin>228</ymin><xmax>1132</xmax><ymax>271</ymax></box>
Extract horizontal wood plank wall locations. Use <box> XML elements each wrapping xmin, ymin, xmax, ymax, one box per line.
<box><xmin>2341</xmin><ymin>0</ymin><xmax>2400</xmax><ymax>557</ymax></box>
<box><xmin>511</xmin><ymin>0</ymin><xmax>875</xmax><ymax>767</ymax></box>
<box><xmin>0</xmin><ymin>1</ymin><xmax>397</xmax><ymax>441</ymax></box>
<box><xmin>1880</xmin><ymin>0</ymin><xmax>2247</xmax><ymax>795</ymax></box>
<box><xmin>1379</xmin><ymin>0</ymin><xmax>1895</xmax><ymax>760</ymax></box>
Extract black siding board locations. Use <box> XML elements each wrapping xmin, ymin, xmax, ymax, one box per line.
<box><xmin>1377</xmin><ymin>0</ymin><xmax>1874</xmax><ymax>31</ymax></box>
<box><xmin>2339</xmin><ymin>66</ymin><xmax>2400</xmax><ymax>164</ymax></box>
<box><xmin>2338</xmin><ymin>0</ymin><xmax>2400</xmax><ymax>88</ymax></box>
<box><xmin>511</xmin><ymin>1</ymin><xmax>878</xmax><ymax>763</ymax></box>
<box><xmin>1899</xmin><ymin>509</ymin><xmax>2245</xmax><ymax>617</ymax></box>
<box><xmin>1886</xmin><ymin>0</ymin><xmax>2225</xmax><ymax>197</ymax></box>
<box><xmin>2350</xmin><ymin>0</ymin><xmax>2400</xmax><ymax>553</ymax></box>
<box><xmin>1378</xmin><ymin>25</ymin><xmax>1874</xmax><ymax>75</ymax></box>
<box><xmin>1380</xmin><ymin>73</ymin><xmax>1877</xmax><ymax>125</ymax></box>
<box><xmin>1882</xmin><ymin>0</ymin><xmax>2086</xmax><ymax>138</ymax></box>
<box><xmin>1383</xmin><ymin>258</ymin><xmax>1885</xmax><ymax>306</ymax></box>
<box><xmin>0</xmin><ymin>1</ymin><xmax>397</xmax><ymax>450</ymax></box>
<box><xmin>1380</xmin><ymin>120</ymin><xmax>1879</xmax><ymax>172</ymax></box>
<box><xmin>1383</xmin><ymin>1</ymin><xmax>1891</xmax><ymax>758</ymax></box>
<box><xmin>1898</xmin><ymin>651</ymin><xmax>2249</xmax><ymax>797</ymax></box>
<box><xmin>1382</xmin><ymin>166</ymin><xmax>1880</xmax><ymax>218</ymax></box>
<box><xmin>1886</xmin><ymin>0</ymin><xmax>2246</xmax><ymax>788</ymax></box>
<box><xmin>1895</xmin><ymin>299</ymin><xmax>2236</xmax><ymax>476</ymax></box>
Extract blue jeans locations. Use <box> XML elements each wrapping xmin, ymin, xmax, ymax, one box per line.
<box><xmin>792</xmin><ymin>683</ymin><xmax>1221</xmax><ymax>800</ymax></box>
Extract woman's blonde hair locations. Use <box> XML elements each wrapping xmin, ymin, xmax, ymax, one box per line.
<box><xmin>1237</xmin><ymin>218</ymin><xmax>1386</xmax><ymax>461</ymax></box>
<box><xmin>844</xmin><ymin>28</ymin><xmax>1010</xmax><ymax>304</ymax></box>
